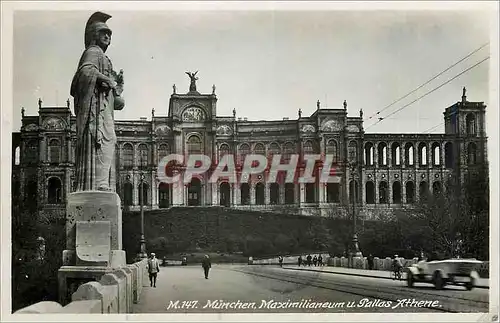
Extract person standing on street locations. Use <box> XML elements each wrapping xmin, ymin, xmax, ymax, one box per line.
<box><xmin>147</xmin><ymin>253</ymin><xmax>160</xmax><ymax>287</ymax></box>
<box><xmin>367</xmin><ymin>254</ymin><xmax>374</xmax><ymax>270</ymax></box>
<box><xmin>202</xmin><ymin>254</ymin><xmax>212</xmax><ymax>279</ymax></box>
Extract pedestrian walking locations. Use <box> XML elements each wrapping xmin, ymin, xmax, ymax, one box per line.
<box><xmin>318</xmin><ymin>255</ymin><xmax>323</xmax><ymax>266</ymax></box>
<box><xmin>313</xmin><ymin>255</ymin><xmax>318</xmax><ymax>266</ymax></box>
<box><xmin>202</xmin><ymin>254</ymin><xmax>212</xmax><ymax>279</ymax></box>
<box><xmin>367</xmin><ymin>254</ymin><xmax>374</xmax><ymax>270</ymax></box>
<box><xmin>278</xmin><ymin>255</ymin><xmax>283</xmax><ymax>268</ymax></box>
<box><xmin>298</xmin><ymin>255</ymin><xmax>302</xmax><ymax>267</ymax></box>
<box><xmin>306</xmin><ymin>254</ymin><xmax>312</xmax><ymax>267</ymax></box>
<box><xmin>147</xmin><ymin>253</ymin><xmax>160</xmax><ymax>287</ymax></box>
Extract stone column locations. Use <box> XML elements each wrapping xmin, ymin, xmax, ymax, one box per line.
<box><xmin>39</xmin><ymin>133</ymin><xmax>47</xmax><ymax>162</ymax></box>
<box><xmin>265</xmin><ymin>182</ymin><xmax>270</xmax><ymax>205</ymax></box>
<box><xmin>150</xmin><ymin>173</ymin><xmax>155</xmax><ymax>207</ymax></box>
<box><xmin>299</xmin><ymin>183</ymin><xmax>305</xmax><ymax>206</ymax></box>
<box><xmin>318</xmin><ymin>182</ymin><xmax>325</xmax><ymax>204</ymax></box>
<box><xmin>133</xmin><ymin>173</ymin><xmax>139</xmax><ymax>206</ymax></box>
<box><xmin>212</xmin><ymin>182</ymin><xmax>218</xmax><ymax>205</ymax></box>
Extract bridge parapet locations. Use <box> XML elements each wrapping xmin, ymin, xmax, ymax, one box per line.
<box><xmin>14</xmin><ymin>259</ymin><xmax>148</xmax><ymax>314</ymax></box>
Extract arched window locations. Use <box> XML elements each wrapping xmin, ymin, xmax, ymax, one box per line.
<box><xmin>391</xmin><ymin>142</ymin><xmax>401</xmax><ymax>166</ymax></box>
<box><xmin>220</xmin><ymin>182</ymin><xmax>231</xmax><ymax>207</ymax></box>
<box><xmin>138</xmin><ymin>144</ymin><xmax>149</xmax><ymax>167</ymax></box>
<box><xmin>254</xmin><ymin>143</ymin><xmax>265</xmax><ymax>155</ymax></box>
<box><xmin>327</xmin><ymin>139</ymin><xmax>339</xmax><ymax>164</ymax></box>
<box><xmin>444</xmin><ymin>142</ymin><xmax>454</xmax><ymax>168</ymax></box>
<box><xmin>431</xmin><ymin>142</ymin><xmax>440</xmax><ymax>166</ymax></box>
<box><xmin>255</xmin><ymin>182</ymin><xmax>265</xmax><ymax>205</ymax></box>
<box><xmin>241</xmin><ymin>183</ymin><xmax>250</xmax><ymax>205</ymax></box>
<box><xmin>392</xmin><ymin>181</ymin><xmax>402</xmax><ymax>203</ymax></box>
<box><xmin>47</xmin><ymin>177</ymin><xmax>62</xmax><ymax>204</ymax></box>
<box><xmin>285</xmin><ymin>183</ymin><xmax>295</xmax><ymax>204</ymax></box>
<box><xmin>377</xmin><ymin>142</ymin><xmax>387</xmax><ymax>166</ymax></box>
<box><xmin>123</xmin><ymin>182</ymin><xmax>133</xmax><ymax>206</ymax></box>
<box><xmin>305</xmin><ymin>183</ymin><xmax>316</xmax><ymax>203</ymax></box>
<box><xmin>158</xmin><ymin>144</ymin><xmax>170</xmax><ymax>164</ymax></box>
<box><xmin>364</xmin><ymin>143</ymin><xmax>374</xmax><ymax>166</ymax></box>
<box><xmin>419</xmin><ymin>181</ymin><xmax>429</xmax><ymax>201</ymax></box>
<box><xmin>138</xmin><ymin>182</ymin><xmax>149</xmax><ymax>206</ymax></box>
<box><xmin>49</xmin><ymin>139</ymin><xmax>61</xmax><ymax>164</ymax></box>
<box><xmin>269</xmin><ymin>143</ymin><xmax>281</xmax><ymax>158</ymax></box>
<box><xmin>467</xmin><ymin>142</ymin><xmax>477</xmax><ymax>165</ymax></box>
<box><xmin>270</xmin><ymin>183</ymin><xmax>280</xmax><ymax>204</ymax></box>
<box><xmin>303</xmin><ymin>140</ymin><xmax>314</xmax><ymax>155</ymax></box>
<box><xmin>187</xmin><ymin>135</ymin><xmax>202</xmax><ymax>155</ymax></box>
<box><xmin>404</xmin><ymin>143</ymin><xmax>414</xmax><ymax>166</ymax></box>
<box><xmin>466</xmin><ymin>113</ymin><xmax>476</xmax><ymax>135</ymax></box>
<box><xmin>239</xmin><ymin>143</ymin><xmax>250</xmax><ymax>165</ymax></box>
<box><xmin>327</xmin><ymin>183</ymin><xmax>340</xmax><ymax>203</ymax></box>
<box><xmin>348</xmin><ymin>141</ymin><xmax>357</xmax><ymax>164</ymax></box>
<box><xmin>379</xmin><ymin>181</ymin><xmax>388</xmax><ymax>204</ymax></box>
<box><xmin>14</xmin><ymin>146</ymin><xmax>20</xmax><ymax>165</ymax></box>
<box><xmin>122</xmin><ymin>143</ymin><xmax>134</xmax><ymax>167</ymax></box>
<box><xmin>418</xmin><ymin>143</ymin><xmax>427</xmax><ymax>166</ymax></box>
<box><xmin>158</xmin><ymin>182</ymin><xmax>170</xmax><ymax>208</ymax></box>
<box><xmin>283</xmin><ymin>142</ymin><xmax>295</xmax><ymax>163</ymax></box>
<box><xmin>219</xmin><ymin>143</ymin><xmax>231</xmax><ymax>159</ymax></box>
<box><xmin>406</xmin><ymin>181</ymin><xmax>415</xmax><ymax>203</ymax></box>
<box><xmin>25</xmin><ymin>140</ymin><xmax>38</xmax><ymax>164</ymax></box>
<box><xmin>365</xmin><ymin>181</ymin><xmax>375</xmax><ymax>204</ymax></box>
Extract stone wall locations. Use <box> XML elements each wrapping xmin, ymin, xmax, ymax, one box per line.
<box><xmin>14</xmin><ymin>259</ymin><xmax>148</xmax><ymax>314</ymax></box>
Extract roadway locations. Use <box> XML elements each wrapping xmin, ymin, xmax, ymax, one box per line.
<box><xmin>133</xmin><ymin>264</ymin><xmax>489</xmax><ymax>313</ymax></box>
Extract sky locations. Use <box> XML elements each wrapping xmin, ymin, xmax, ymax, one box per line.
<box><xmin>11</xmin><ymin>4</ymin><xmax>492</xmax><ymax>134</ymax></box>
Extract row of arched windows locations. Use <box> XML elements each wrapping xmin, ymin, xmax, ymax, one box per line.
<box><xmin>363</xmin><ymin>142</ymin><xmax>479</xmax><ymax>167</ymax></box>
<box><xmin>14</xmin><ymin>138</ymin><xmax>480</xmax><ymax>169</ymax></box>
<box><xmin>363</xmin><ymin>180</ymin><xmax>442</xmax><ymax>204</ymax></box>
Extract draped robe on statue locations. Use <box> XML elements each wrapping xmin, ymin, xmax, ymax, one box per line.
<box><xmin>71</xmin><ymin>45</ymin><xmax>123</xmax><ymax>191</ymax></box>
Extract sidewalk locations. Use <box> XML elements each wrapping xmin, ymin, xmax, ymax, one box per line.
<box><xmin>282</xmin><ymin>265</ymin><xmax>489</xmax><ymax>289</ymax></box>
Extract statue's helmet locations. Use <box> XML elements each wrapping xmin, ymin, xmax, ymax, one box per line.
<box><xmin>84</xmin><ymin>12</ymin><xmax>112</xmax><ymax>48</ymax></box>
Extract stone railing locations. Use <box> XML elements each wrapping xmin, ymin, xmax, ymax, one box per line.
<box><xmin>249</xmin><ymin>254</ymin><xmax>330</xmax><ymax>266</ymax></box>
<box><xmin>327</xmin><ymin>256</ymin><xmax>419</xmax><ymax>270</ymax></box>
<box><xmin>14</xmin><ymin>259</ymin><xmax>148</xmax><ymax>314</ymax></box>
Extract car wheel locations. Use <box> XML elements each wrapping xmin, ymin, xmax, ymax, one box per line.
<box><xmin>465</xmin><ymin>278</ymin><xmax>475</xmax><ymax>291</ymax></box>
<box><xmin>407</xmin><ymin>272</ymin><xmax>414</xmax><ymax>288</ymax></box>
<box><xmin>433</xmin><ymin>272</ymin><xmax>444</xmax><ymax>290</ymax></box>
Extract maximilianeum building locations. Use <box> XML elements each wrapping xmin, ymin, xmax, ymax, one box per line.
<box><xmin>11</xmin><ymin>79</ymin><xmax>488</xmax><ymax>219</ymax></box>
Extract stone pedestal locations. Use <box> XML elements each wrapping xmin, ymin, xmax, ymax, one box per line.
<box><xmin>58</xmin><ymin>191</ymin><xmax>126</xmax><ymax>305</ymax></box>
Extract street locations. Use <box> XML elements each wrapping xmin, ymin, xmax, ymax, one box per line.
<box><xmin>133</xmin><ymin>265</ymin><xmax>489</xmax><ymax>313</ymax></box>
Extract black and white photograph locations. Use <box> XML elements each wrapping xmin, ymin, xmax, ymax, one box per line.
<box><xmin>1</xmin><ymin>1</ymin><xmax>498</xmax><ymax>321</ymax></box>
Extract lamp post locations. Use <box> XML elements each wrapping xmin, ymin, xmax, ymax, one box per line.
<box><xmin>350</xmin><ymin>162</ymin><xmax>362</xmax><ymax>259</ymax></box>
<box><xmin>137</xmin><ymin>168</ymin><xmax>147</xmax><ymax>259</ymax></box>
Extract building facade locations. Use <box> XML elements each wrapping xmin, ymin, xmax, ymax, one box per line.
<box><xmin>11</xmin><ymin>81</ymin><xmax>488</xmax><ymax>219</ymax></box>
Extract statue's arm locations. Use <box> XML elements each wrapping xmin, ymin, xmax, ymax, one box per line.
<box><xmin>78</xmin><ymin>48</ymin><xmax>115</xmax><ymax>89</ymax></box>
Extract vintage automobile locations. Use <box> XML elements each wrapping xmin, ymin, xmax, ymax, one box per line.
<box><xmin>406</xmin><ymin>258</ymin><xmax>483</xmax><ymax>290</ymax></box>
